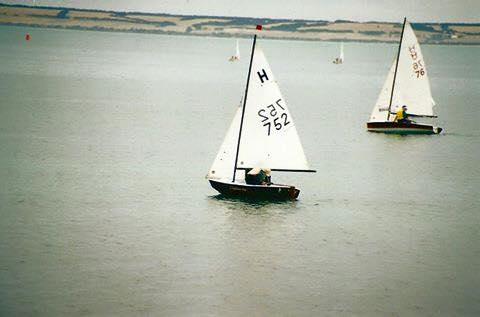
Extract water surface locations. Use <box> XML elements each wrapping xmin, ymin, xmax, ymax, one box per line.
<box><xmin>0</xmin><ymin>26</ymin><xmax>479</xmax><ymax>316</ymax></box>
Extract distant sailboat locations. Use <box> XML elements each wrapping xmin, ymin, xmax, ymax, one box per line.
<box><xmin>229</xmin><ymin>39</ymin><xmax>240</xmax><ymax>62</ymax></box>
<box><xmin>367</xmin><ymin>18</ymin><xmax>442</xmax><ymax>134</ymax></box>
<box><xmin>333</xmin><ymin>42</ymin><xmax>344</xmax><ymax>64</ymax></box>
<box><xmin>208</xmin><ymin>35</ymin><xmax>315</xmax><ymax>200</ymax></box>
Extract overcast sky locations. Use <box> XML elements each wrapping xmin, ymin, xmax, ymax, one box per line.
<box><xmin>4</xmin><ymin>0</ymin><xmax>480</xmax><ymax>23</ymax></box>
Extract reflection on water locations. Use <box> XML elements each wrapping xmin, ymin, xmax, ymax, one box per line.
<box><xmin>208</xmin><ymin>194</ymin><xmax>301</xmax><ymax>215</ymax></box>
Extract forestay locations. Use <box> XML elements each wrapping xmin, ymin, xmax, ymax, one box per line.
<box><xmin>369</xmin><ymin>21</ymin><xmax>435</xmax><ymax>122</ymax></box>
<box><xmin>237</xmin><ymin>46</ymin><xmax>310</xmax><ymax>171</ymax></box>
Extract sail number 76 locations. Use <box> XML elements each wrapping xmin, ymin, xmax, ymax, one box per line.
<box><xmin>408</xmin><ymin>45</ymin><xmax>425</xmax><ymax>78</ymax></box>
<box><xmin>257</xmin><ymin>98</ymin><xmax>291</xmax><ymax>136</ymax></box>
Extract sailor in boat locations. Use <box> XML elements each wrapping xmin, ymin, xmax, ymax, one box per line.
<box><xmin>392</xmin><ymin>105</ymin><xmax>424</xmax><ymax>124</ymax></box>
<box><xmin>394</xmin><ymin>105</ymin><xmax>412</xmax><ymax>124</ymax></box>
<box><xmin>245</xmin><ymin>168</ymin><xmax>272</xmax><ymax>186</ymax></box>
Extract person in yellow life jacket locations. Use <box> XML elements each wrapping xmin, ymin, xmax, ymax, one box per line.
<box><xmin>394</xmin><ymin>105</ymin><xmax>411</xmax><ymax>124</ymax></box>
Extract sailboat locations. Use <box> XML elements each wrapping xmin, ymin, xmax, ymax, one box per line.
<box><xmin>367</xmin><ymin>18</ymin><xmax>442</xmax><ymax>134</ymax></box>
<box><xmin>228</xmin><ymin>39</ymin><xmax>240</xmax><ymax>62</ymax></box>
<box><xmin>208</xmin><ymin>35</ymin><xmax>315</xmax><ymax>200</ymax></box>
<box><xmin>333</xmin><ymin>42</ymin><xmax>344</xmax><ymax>64</ymax></box>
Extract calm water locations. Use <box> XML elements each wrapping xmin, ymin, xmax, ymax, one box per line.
<box><xmin>0</xmin><ymin>26</ymin><xmax>479</xmax><ymax>316</ymax></box>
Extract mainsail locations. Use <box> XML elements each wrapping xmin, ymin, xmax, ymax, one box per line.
<box><xmin>208</xmin><ymin>42</ymin><xmax>311</xmax><ymax>181</ymax></box>
<box><xmin>369</xmin><ymin>20</ymin><xmax>435</xmax><ymax>122</ymax></box>
<box><xmin>237</xmin><ymin>45</ymin><xmax>310</xmax><ymax>172</ymax></box>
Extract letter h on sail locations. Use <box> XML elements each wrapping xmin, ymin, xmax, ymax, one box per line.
<box><xmin>257</xmin><ymin>69</ymin><xmax>269</xmax><ymax>83</ymax></box>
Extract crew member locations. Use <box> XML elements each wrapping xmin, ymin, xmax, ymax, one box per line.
<box><xmin>245</xmin><ymin>168</ymin><xmax>272</xmax><ymax>185</ymax></box>
<box><xmin>394</xmin><ymin>105</ymin><xmax>411</xmax><ymax>124</ymax></box>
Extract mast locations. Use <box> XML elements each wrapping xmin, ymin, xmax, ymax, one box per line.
<box><xmin>387</xmin><ymin>17</ymin><xmax>407</xmax><ymax>121</ymax></box>
<box><xmin>232</xmin><ymin>34</ymin><xmax>256</xmax><ymax>182</ymax></box>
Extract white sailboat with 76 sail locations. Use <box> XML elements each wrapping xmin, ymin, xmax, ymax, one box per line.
<box><xmin>367</xmin><ymin>18</ymin><xmax>442</xmax><ymax>134</ymax></box>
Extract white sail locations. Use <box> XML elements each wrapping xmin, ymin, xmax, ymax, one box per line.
<box><xmin>340</xmin><ymin>42</ymin><xmax>344</xmax><ymax>61</ymax></box>
<box><xmin>235</xmin><ymin>39</ymin><xmax>240</xmax><ymax>59</ymax></box>
<box><xmin>207</xmin><ymin>105</ymin><xmax>244</xmax><ymax>181</ymax></box>
<box><xmin>236</xmin><ymin>46</ymin><xmax>311</xmax><ymax>171</ymax></box>
<box><xmin>229</xmin><ymin>39</ymin><xmax>240</xmax><ymax>61</ymax></box>
<box><xmin>369</xmin><ymin>60</ymin><xmax>396</xmax><ymax>122</ymax></box>
<box><xmin>369</xmin><ymin>20</ymin><xmax>435</xmax><ymax>122</ymax></box>
<box><xmin>391</xmin><ymin>21</ymin><xmax>434</xmax><ymax>116</ymax></box>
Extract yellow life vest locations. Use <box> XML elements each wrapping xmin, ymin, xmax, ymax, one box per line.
<box><xmin>395</xmin><ymin>109</ymin><xmax>404</xmax><ymax>122</ymax></box>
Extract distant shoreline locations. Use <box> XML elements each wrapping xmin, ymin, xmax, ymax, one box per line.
<box><xmin>1</xmin><ymin>3</ymin><xmax>479</xmax><ymax>45</ymax></box>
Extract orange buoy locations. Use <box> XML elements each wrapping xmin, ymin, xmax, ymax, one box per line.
<box><xmin>25</xmin><ymin>33</ymin><xmax>31</xmax><ymax>41</ymax></box>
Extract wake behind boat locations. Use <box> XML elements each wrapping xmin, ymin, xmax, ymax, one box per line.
<box><xmin>207</xmin><ymin>34</ymin><xmax>315</xmax><ymax>201</ymax></box>
<box><xmin>367</xmin><ymin>18</ymin><xmax>442</xmax><ymax>135</ymax></box>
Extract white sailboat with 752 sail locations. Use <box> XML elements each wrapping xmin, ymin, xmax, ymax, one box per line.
<box><xmin>208</xmin><ymin>34</ymin><xmax>315</xmax><ymax>200</ymax></box>
<box><xmin>367</xmin><ymin>18</ymin><xmax>442</xmax><ymax>134</ymax></box>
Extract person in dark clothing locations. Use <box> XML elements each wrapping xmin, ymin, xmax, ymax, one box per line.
<box><xmin>245</xmin><ymin>168</ymin><xmax>272</xmax><ymax>185</ymax></box>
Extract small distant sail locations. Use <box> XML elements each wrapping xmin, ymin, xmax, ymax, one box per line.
<box><xmin>237</xmin><ymin>46</ymin><xmax>310</xmax><ymax>171</ymax></box>
<box><xmin>229</xmin><ymin>39</ymin><xmax>240</xmax><ymax>62</ymax></box>
<box><xmin>370</xmin><ymin>21</ymin><xmax>435</xmax><ymax>121</ymax></box>
<box><xmin>333</xmin><ymin>42</ymin><xmax>344</xmax><ymax>64</ymax></box>
<box><xmin>340</xmin><ymin>43</ymin><xmax>344</xmax><ymax>61</ymax></box>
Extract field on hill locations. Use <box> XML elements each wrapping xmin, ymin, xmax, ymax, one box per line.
<box><xmin>1</xmin><ymin>4</ymin><xmax>479</xmax><ymax>44</ymax></box>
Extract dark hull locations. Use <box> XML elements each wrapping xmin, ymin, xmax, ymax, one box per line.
<box><xmin>209</xmin><ymin>180</ymin><xmax>300</xmax><ymax>201</ymax></box>
<box><xmin>367</xmin><ymin>121</ymin><xmax>442</xmax><ymax>135</ymax></box>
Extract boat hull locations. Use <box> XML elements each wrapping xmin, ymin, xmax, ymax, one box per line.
<box><xmin>209</xmin><ymin>180</ymin><xmax>300</xmax><ymax>201</ymax></box>
<box><xmin>367</xmin><ymin>122</ymin><xmax>442</xmax><ymax>135</ymax></box>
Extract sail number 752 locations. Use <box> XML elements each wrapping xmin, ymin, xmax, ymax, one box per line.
<box><xmin>257</xmin><ymin>98</ymin><xmax>291</xmax><ymax>136</ymax></box>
